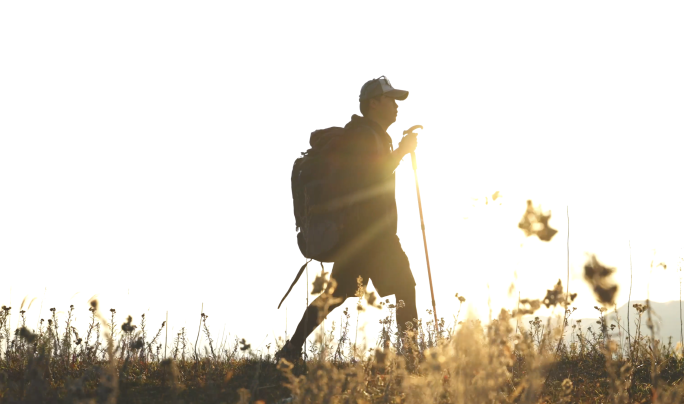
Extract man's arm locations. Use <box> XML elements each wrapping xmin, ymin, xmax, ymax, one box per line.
<box><xmin>337</xmin><ymin>128</ymin><xmax>418</xmax><ymax>187</ymax></box>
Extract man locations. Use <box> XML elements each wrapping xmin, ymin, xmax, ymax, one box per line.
<box><xmin>278</xmin><ymin>76</ymin><xmax>419</xmax><ymax>360</ymax></box>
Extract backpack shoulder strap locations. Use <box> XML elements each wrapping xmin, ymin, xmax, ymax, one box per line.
<box><xmin>278</xmin><ymin>259</ymin><xmax>312</xmax><ymax>309</ymax></box>
<box><xmin>358</xmin><ymin>124</ymin><xmax>392</xmax><ymax>154</ymax></box>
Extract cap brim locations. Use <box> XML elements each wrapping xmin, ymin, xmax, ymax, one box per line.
<box><xmin>384</xmin><ymin>89</ymin><xmax>409</xmax><ymax>100</ymax></box>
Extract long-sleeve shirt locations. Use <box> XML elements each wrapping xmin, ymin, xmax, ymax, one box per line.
<box><xmin>333</xmin><ymin>115</ymin><xmax>402</xmax><ymax>241</ymax></box>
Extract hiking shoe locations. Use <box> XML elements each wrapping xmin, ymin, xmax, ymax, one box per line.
<box><xmin>275</xmin><ymin>340</ymin><xmax>302</xmax><ymax>363</ymax></box>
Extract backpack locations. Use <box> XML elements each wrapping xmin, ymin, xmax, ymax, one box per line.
<box><xmin>292</xmin><ymin>127</ymin><xmax>348</xmax><ymax>262</ymax></box>
<box><xmin>278</xmin><ymin>123</ymin><xmax>385</xmax><ymax>309</ymax></box>
<box><xmin>278</xmin><ymin>127</ymin><xmax>349</xmax><ymax>309</ymax></box>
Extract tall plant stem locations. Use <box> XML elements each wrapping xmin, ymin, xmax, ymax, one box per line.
<box><xmin>304</xmin><ymin>264</ymin><xmax>308</xmax><ymax>359</ymax></box>
<box><xmin>628</xmin><ymin>240</ymin><xmax>633</xmax><ymax>358</ymax></box>
<box><xmin>552</xmin><ymin>206</ymin><xmax>570</xmax><ymax>358</ymax></box>
<box><xmin>515</xmin><ymin>291</ymin><xmax>520</xmax><ymax>335</ymax></box>
<box><xmin>566</xmin><ymin>206</ymin><xmax>570</xmax><ymax>307</ymax></box>
<box><xmin>679</xmin><ymin>267</ymin><xmax>684</xmax><ymax>352</ymax></box>
<box><xmin>37</xmin><ymin>287</ymin><xmax>46</xmax><ymax>330</ymax></box>
<box><xmin>194</xmin><ymin>303</ymin><xmax>203</xmax><ymax>360</ymax></box>
<box><xmin>165</xmin><ymin>311</ymin><xmax>168</xmax><ymax>359</ymax></box>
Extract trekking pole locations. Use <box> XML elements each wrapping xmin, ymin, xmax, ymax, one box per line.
<box><xmin>403</xmin><ymin>125</ymin><xmax>439</xmax><ymax>328</ymax></box>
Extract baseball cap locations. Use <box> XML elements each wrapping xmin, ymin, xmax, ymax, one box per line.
<box><xmin>359</xmin><ymin>76</ymin><xmax>409</xmax><ymax>101</ymax></box>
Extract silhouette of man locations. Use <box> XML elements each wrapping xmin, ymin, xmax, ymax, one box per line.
<box><xmin>277</xmin><ymin>76</ymin><xmax>419</xmax><ymax>360</ymax></box>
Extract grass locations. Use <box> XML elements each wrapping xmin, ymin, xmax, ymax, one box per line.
<box><xmin>1</xmin><ymin>202</ymin><xmax>682</xmax><ymax>402</ymax></box>
<box><xmin>1</xmin><ymin>282</ymin><xmax>684</xmax><ymax>403</ymax></box>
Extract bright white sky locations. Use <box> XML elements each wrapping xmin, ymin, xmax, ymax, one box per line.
<box><xmin>1</xmin><ymin>1</ymin><xmax>683</xmax><ymax>353</ymax></box>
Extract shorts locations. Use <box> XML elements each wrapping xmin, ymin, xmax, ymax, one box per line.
<box><xmin>330</xmin><ymin>234</ymin><xmax>416</xmax><ymax>298</ymax></box>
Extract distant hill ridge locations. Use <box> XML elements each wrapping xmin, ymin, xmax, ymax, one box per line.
<box><xmin>519</xmin><ymin>300</ymin><xmax>684</xmax><ymax>344</ymax></box>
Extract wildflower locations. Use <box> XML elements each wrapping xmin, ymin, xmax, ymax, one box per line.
<box><xmin>90</xmin><ymin>299</ymin><xmax>98</xmax><ymax>310</ymax></box>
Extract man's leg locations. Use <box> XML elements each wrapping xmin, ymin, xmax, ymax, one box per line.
<box><xmin>367</xmin><ymin>236</ymin><xmax>418</xmax><ymax>348</ymax></box>
<box><xmin>289</xmin><ymin>287</ymin><xmax>347</xmax><ymax>351</ymax></box>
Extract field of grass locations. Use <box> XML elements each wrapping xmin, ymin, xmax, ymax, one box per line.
<box><xmin>2</xmin><ymin>204</ymin><xmax>684</xmax><ymax>403</ymax></box>
<box><xmin>2</xmin><ymin>280</ymin><xmax>684</xmax><ymax>404</ymax></box>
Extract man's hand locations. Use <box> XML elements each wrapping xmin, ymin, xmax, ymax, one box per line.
<box><xmin>397</xmin><ymin>131</ymin><xmax>418</xmax><ymax>156</ymax></box>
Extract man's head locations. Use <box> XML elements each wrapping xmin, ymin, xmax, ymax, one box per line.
<box><xmin>359</xmin><ymin>76</ymin><xmax>408</xmax><ymax>128</ymax></box>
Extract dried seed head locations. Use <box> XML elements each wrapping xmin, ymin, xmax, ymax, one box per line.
<box><xmin>518</xmin><ymin>200</ymin><xmax>558</xmax><ymax>242</ymax></box>
<box><xmin>513</xmin><ymin>298</ymin><xmax>541</xmax><ymax>316</ymax></box>
<box><xmin>122</xmin><ymin>315</ymin><xmax>136</xmax><ymax>333</ymax></box>
<box><xmin>131</xmin><ymin>337</ymin><xmax>144</xmax><ymax>350</ymax></box>
<box><xmin>311</xmin><ymin>270</ymin><xmax>329</xmax><ymax>295</ymax></box>
<box><xmin>354</xmin><ymin>276</ymin><xmax>366</xmax><ymax>298</ymax></box>
<box><xmin>276</xmin><ymin>358</ymin><xmax>294</xmax><ymax>372</ymax></box>
<box><xmin>18</xmin><ymin>327</ymin><xmax>38</xmax><ymax>344</ymax></box>
<box><xmin>542</xmin><ymin>279</ymin><xmax>575</xmax><ymax>308</ymax></box>
<box><xmin>583</xmin><ymin>254</ymin><xmax>618</xmax><ymax>305</ymax></box>
<box><xmin>365</xmin><ymin>291</ymin><xmax>381</xmax><ymax>308</ymax></box>
<box><xmin>561</xmin><ymin>378</ymin><xmax>573</xmax><ymax>395</ymax></box>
